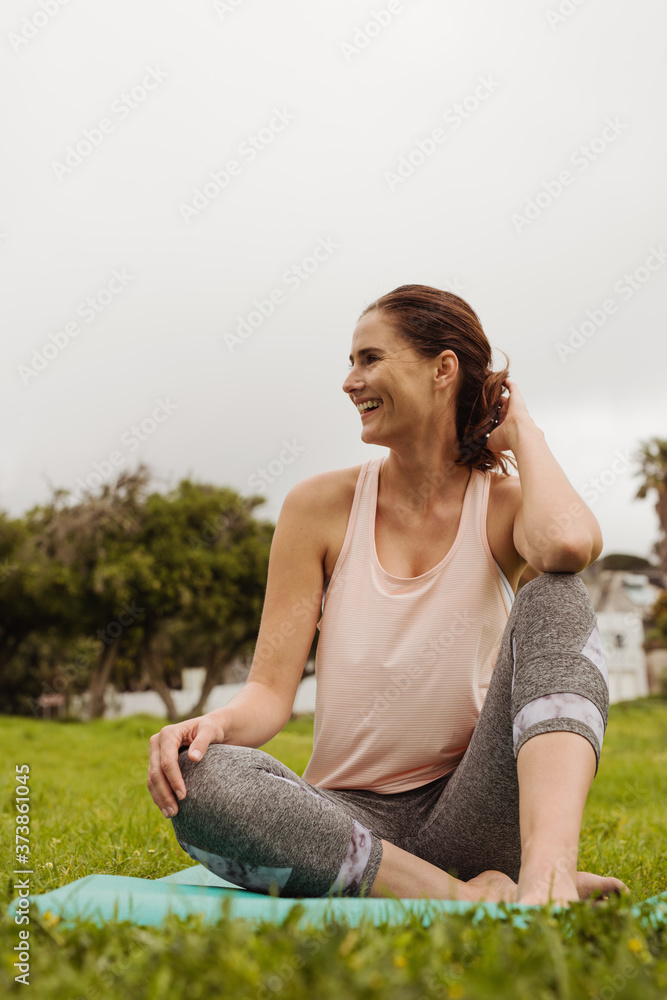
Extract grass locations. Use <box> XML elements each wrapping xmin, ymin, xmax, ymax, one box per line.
<box><xmin>1</xmin><ymin>700</ymin><xmax>666</xmax><ymax>998</ymax></box>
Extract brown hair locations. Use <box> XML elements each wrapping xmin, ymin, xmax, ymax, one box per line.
<box><xmin>360</xmin><ymin>284</ymin><xmax>515</xmax><ymax>475</ymax></box>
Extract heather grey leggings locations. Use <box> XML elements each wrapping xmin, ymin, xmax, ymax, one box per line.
<box><xmin>171</xmin><ymin>572</ymin><xmax>609</xmax><ymax>898</ymax></box>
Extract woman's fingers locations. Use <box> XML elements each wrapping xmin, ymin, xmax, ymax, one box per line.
<box><xmin>148</xmin><ymin>736</ymin><xmax>178</xmax><ymax>816</ymax></box>
<box><xmin>147</xmin><ymin>722</ymin><xmax>196</xmax><ymax>815</ymax></box>
<box><xmin>186</xmin><ymin>718</ymin><xmax>222</xmax><ymax>762</ymax></box>
<box><xmin>147</xmin><ymin>717</ymin><xmax>225</xmax><ymax>817</ymax></box>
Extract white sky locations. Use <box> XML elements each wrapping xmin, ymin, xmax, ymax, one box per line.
<box><xmin>2</xmin><ymin>0</ymin><xmax>666</xmax><ymax>560</ymax></box>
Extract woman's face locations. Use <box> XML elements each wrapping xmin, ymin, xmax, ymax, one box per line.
<box><xmin>342</xmin><ymin>310</ymin><xmax>456</xmax><ymax>446</ymax></box>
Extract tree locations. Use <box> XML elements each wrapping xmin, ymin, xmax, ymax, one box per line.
<box><xmin>29</xmin><ymin>466</ymin><xmax>152</xmax><ymax>717</ymax></box>
<box><xmin>635</xmin><ymin>437</ymin><xmax>667</xmax><ymax>572</ymax></box>
<box><xmin>0</xmin><ymin>511</ymin><xmax>85</xmax><ymax>715</ymax></box>
<box><xmin>130</xmin><ymin>479</ymin><xmax>273</xmax><ymax>720</ymax></box>
<box><xmin>0</xmin><ymin>467</ymin><xmax>276</xmax><ymax>720</ymax></box>
<box><xmin>0</xmin><ymin>513</ymin><xmax>37</xmax><ymax>684</ymax></box>
<box><xmin>598</xmin><ymin>553</ymin><xmax>654</xmax><ymax>573</ymax></box>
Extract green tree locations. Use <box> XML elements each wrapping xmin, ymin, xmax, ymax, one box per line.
<box><xmin>0</xmin><ymin>510</ymin><xmax>83</xmax><ymax>714</ymax></box>
<box><xmin>130</xmin><ymin>480</ymin><xmax>273</xmax><ymax>720</ymax></box>
<box><xmin>0</xmin><ymin>513</ymin><xmax>35</xmax><ymax>682</ymax></box>
<box><xmin>30</xmin><ymin>466</ymin><xmax>151</xmax><ymax>718</ymax></box>
<box><xmin>0</xmin><ymin>468</ymin><xmax>276</xmax><ymax>720</ymax></box>
<box><xmin>635</xmin><ymin>437</ymin><xmax>667</xmax><ymax>572</ymax></box>
<box><xmin>598</xmin><ymin>553</ymin><xmax>654</xmax><ymax>573</ymax></box>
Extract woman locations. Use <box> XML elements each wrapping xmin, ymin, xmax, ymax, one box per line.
<box><xmin>148</xmin><ymin>284</ymin><xmax>627</xmax><ymax>905</ymax></box>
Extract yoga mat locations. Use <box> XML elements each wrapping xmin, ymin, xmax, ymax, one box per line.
<box><xmin>7</xmin><ymin>865</ymin><xmax>667</xmax><ymax>931</ymax></box>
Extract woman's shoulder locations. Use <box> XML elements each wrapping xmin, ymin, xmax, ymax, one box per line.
<box><xmin>279</xmin><ymin>466</ymin><xmax>366</xmax><ymax>576</ymax></box>
<box><xmin>281</xmin><ymin>463</ymin><xmax>367</xmax><ymax>517</ymax></box>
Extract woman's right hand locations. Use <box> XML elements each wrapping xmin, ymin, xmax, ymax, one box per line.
<box><xmin>147</xmin><ymin>712</ymin><xmax>226</xmax><ymax>818</ymax></box>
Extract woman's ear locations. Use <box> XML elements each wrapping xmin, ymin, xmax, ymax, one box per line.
<box><xmin>434</xmin><ymin>349</ymin><xmax>458</xmax><ymax>390</ymax></box>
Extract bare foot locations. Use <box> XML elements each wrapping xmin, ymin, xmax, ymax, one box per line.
<box><xmin>516</xmin><ymin>849</ymin><xmax>580</xmax><ymax>906</ymax></box>
<box><xmin>465</xmin><ymin>870</ymin><xmax>518</xmax><ymax>904</ymax></box>
<box><xmin>516</xmin><ymin>868</ymin><xmax>629</xmax><ymax>907</ymax></box>
<box><xmin>575</xmin><ymin>871</ymin><xmax>629</xmax><ymax>901</ymax></box>
<box><xmin>516</xmin><ymin>870</ymin><xmax>578</xmax><ymax>906</ymax></box>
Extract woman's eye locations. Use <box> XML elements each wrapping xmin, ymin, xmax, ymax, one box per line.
<box><xmin>347</xmin><ymin>355</ymin><xmax>380</xmax><ymax>369</ymax></box>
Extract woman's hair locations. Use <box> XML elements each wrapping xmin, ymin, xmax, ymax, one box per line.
<box><xmin>359</xmin><ymin>284</ymin><xmax>515</xmax><ymax>475</ymax></box>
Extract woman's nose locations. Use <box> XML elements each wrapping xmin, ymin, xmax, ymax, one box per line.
<box><xmin>343</xmin><ymin>362</ymin><xmax>364</xmax><ymax>395</ymax></box>
<box><xmin>342</xmin><ymin>369</ymin><xmax>362</xmax><ymax>395</ymax></box>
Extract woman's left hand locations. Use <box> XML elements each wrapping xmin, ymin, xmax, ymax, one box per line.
<box><xmin>485</xmin><ymin>378</ymin><xmax>535</xmax><ymax>454</ymax></box>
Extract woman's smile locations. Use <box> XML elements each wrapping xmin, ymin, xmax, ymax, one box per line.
<box><xmin>355</xmin><ymin>398</ymin><xmax>384</xmax><ymax>418</ymax></box>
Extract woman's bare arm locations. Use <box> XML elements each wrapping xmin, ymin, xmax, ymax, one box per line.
<box><xmin>486</xmin><ymin>378</ymin><xmax>603</xmax><ymax>574</ymax></box>
<box><xmin>147</xmin><ymin>476</ymin><xmax>328</xmax><ymax>816</ymax></box>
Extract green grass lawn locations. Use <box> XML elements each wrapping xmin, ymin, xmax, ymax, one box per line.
<box><xmin>1</xmin><ymin>700</ymin><xmax>666</xmax><ymax>998</ymax></box>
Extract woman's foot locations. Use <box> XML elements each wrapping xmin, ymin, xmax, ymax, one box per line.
<box><xmin>516</xmin><ymin>841</ymin><xmax>580</xmax><ymax>905</ymax></box>
<box><xmin>516</xmin><ymin>867</ymin><xmax>579</xmax><ymax>906</ymax></box>
<box><xmin>464</xmin><ymin>870</ymin><xmax>518</xmax><ymax>903</ymax></box>
<box><xmin>516</xmin><ymin>856</ymin><xmax>629</xmax><ymax>906</ymax></box>
<box><xmin>575</xmin><ymin>871</ymin><xmax>629</xmax><ymax>901</ymax></box>
<box><xmin>459</xmin><ymin>869</ymin><xmax>628</xmax><ymax>907</ymax></box>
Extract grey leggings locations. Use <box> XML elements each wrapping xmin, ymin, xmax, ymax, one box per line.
<box><xmin>171</xmin><ymin>572</ymin><xmax>609</xmax><ymax>898</ymax></box>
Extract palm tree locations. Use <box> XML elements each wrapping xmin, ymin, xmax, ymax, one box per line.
<box><xmin>635</xmin><ymin>437</ymin><xmax>667</xmax><ymax>573</ymax></box>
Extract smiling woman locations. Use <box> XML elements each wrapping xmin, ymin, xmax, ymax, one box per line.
<box><xmin>346</xmin><ymin>285</ymin><xmax>511</xmax><ymax>473</ymax></box>
<box><xmin>147</xmin><ymin>283</ymin><xmax>625</xmax><ymax>908</ymax></box>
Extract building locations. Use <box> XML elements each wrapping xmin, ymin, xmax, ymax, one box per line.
<box><xmin>580</xmin><ymin>567</ymin><xmax>664</xmax><ymax>703</ymax></box>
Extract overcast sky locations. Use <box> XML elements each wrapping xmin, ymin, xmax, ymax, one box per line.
<box><xmin>3</xmin><ymin>0</ymin><xmax>666</xmax><ymax>561</ymax></box>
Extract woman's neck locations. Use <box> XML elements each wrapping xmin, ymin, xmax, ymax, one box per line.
<box><xmin>379</xmin><ymin>448</ymin><xmax>472</xmax><ymax>515</ymax></box>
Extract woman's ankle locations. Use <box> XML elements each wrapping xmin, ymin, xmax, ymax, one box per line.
<box><xmin>517</xmin><ymin>842</ymin><xmax>579</xmax><ymax>904</ymax></box>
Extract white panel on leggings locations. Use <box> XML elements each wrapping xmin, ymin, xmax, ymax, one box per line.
<box><xmin>581</xmin><ymin>622</ymin><xmax>609</xmax><ymax>684</ymax></box>
<box><xmin>512</xmin><ymin>692</ymin><xmax>605</xmax><ymax>751</ymax></box>
<box><xmin>179</xmin><ymin>841</ymin><xmax>292</xmax><ymax>893</ymax></box>
<box><xmin>267</xmin><ymin>772</ymin><xmax>326</xmax><ymax>800</ymax></box>
<box><xmin>330</xmin><ymin>819</ymin><xmax>373</xmax><ymax>897</ymax></box>
<box><xmin>512</xmin><ymin>623</ymin><xmax>609</xmax><ymax>697</ymax></box>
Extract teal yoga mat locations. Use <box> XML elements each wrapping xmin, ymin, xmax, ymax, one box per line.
<box><xmin>7</xmin><ymin>865</ymin><xmax>667</xmax><ymax>931</ymax></box>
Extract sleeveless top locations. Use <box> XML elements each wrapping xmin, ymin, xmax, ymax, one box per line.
<box><xmin>301</xmin><ymin>456</ymin><xmax>513</xmax><ymax>794</ymax></box>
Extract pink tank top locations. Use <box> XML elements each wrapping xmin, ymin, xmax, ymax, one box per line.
<box><xmin>301</xmin><ymin>456</ymin><xmax>513</xmax><ymax>794</ymax></box>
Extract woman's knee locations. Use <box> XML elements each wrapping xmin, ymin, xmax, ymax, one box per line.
<box><xmin>171</xmin><ymin>744</ymin><xmax>266</xmax><ymax>841</ymax></box>
<box><xmin>176</xmin><ymin>744</ymin><xmax>236</xmax><ymax>800</ymax></box>
<box><xmin>512</xmin><ymin>571</ymin><xmax>596</xmax><ymax>637</ymax></box>
<box><xmin>515</xmin><ymin>570</ymin><xmax>590</xmax><ymax>609</ymax></box>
